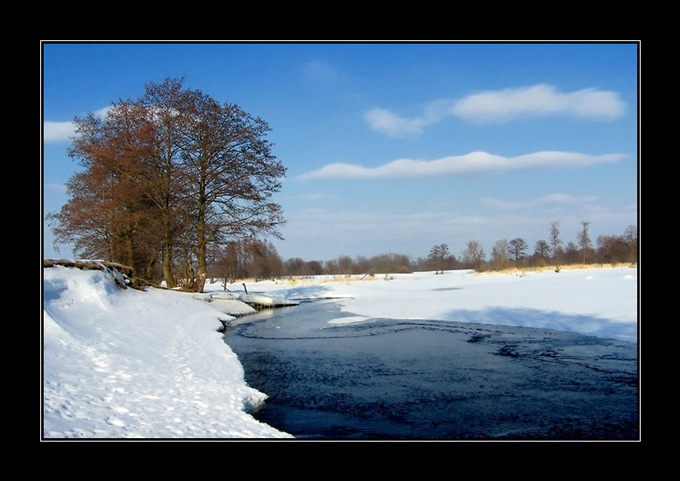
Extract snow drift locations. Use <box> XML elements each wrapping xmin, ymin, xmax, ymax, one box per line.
<box><xmin>42</xmin><ymin>265</ymin><xmax>291</xmax><ymax>438</ymax></box>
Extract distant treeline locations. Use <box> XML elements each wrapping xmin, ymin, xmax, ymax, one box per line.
<box><xmin>204</xmin><ymin>222</ymin><xmax>637</xmax><ymax>283</ymax></box>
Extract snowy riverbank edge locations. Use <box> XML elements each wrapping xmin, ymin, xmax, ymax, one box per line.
<box><xmin>42</xmin><ymin>264</ymin><xmax>638</xmax><ymax>439</ymax></box>
<box><xmin>43</xmin><ymin>265</ymin><xmax>292</xmax><ymax>439</ymax></box>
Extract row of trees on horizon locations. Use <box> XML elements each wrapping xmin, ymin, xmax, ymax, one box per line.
<box><xmin>202</xmin><ymin>221</ymin><xmax>637</xmax><ymax>285</ymax></box>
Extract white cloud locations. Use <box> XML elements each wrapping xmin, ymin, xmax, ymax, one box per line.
<box><xmin>293</xmin><ymin>192</ymin><xmax>332</xmax><ymax>201</ymax></box>
<box><xmin>366</xmin><ymin>84</ymin><xmax>626</xmax><ymax>136</ymax></box>
<box><xmin>298</xmin><ymin>151</ymin><xmax>627</xmax><ymax>181</ymax></box>
<box><xmin>536</xmin><ymin>193</ymin><xmax>577</xmax><ymax>204</ymax></box>
<box><xmin>45</xmin><ymin>183</ymin><xmax>68</xmax><ymax>193</ymax></box>
<box><xmin>303</xmin><ymin>60</ymin><xmax>341</xmax><ymax>84</ymax></box>
<box><xmin>364</xmin><ymin>100</ymin><xmax>454</xmax><ymax>137</ymax></box>
<box><xmin>480</xmin><ymin>198</ymin><xmax>533</xmax><ymax>210</ymax></box>
<box><xmin>43</xmin><ymin>107</ymin><xmax>111</xmax><ymax>143</ymax></box>
<box><xmin>364</xmin><ymin>108</ymin><xmax>427</xmax><ymax>137</ymax></box>
<box><xmin>283</xmin><ymin>207</ymin><xmax>496</xmax><ymax>248</ymax></box>
<box><xmin>453</xmin><ymin>84</ymin><xmax>626</xmax><ymax>124</ymax></box>
<box><xmin>482</xmin><ymin>193</ymin><xmax>599</xmax><ymax>211</ymax></box>
<box><xmin>43</xmin><ymin>121</ymin><xmax>75</xmax><ymax>143</ymax></box>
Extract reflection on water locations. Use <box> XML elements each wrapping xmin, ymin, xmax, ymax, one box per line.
<box><xmin>223</xmin><ymin>300</ymin><xmax>638</xmax><ymax>440</ymax></box>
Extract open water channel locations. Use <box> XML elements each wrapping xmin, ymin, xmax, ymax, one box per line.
<box><xmin>223</xmin><ymin>299</ymin><xmax>638</xmax><ymax>440</ymax></box>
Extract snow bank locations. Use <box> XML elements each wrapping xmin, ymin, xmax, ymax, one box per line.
<box><xmin>42</xmin><ymin>265</ymin><xmax>291</xmax><ymax>439</ymax></box>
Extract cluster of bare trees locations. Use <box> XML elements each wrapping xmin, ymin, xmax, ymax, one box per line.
<box><xmin>450</xmin><ymin>221</ymin><xmax>638</xmax><ymax>273</ymax></box>
<box><xmin>206</xmin><ymin>245</ymin><xmax>412</xmax><ymax>282</ymax></box>
<box><xmin>318</xmin><ymin>253</ymin><xmax>413</xmax><ymax>276</ymax></box>
<box><xmin>209</xmin><ymin>239</ymin><xmax>285</xmax><ymax>283</ymax></box>
<box><xmin>199</xmin><ymin>220</ymin><xmax>637</xmax><ymax>284</ymax></box>
<box><xmin>227</xmin><ymin>221</ymin><xmax>635</xmax><ymax>281</ymax></box>
<box><xmin>48</xmin><ymin>78</ymin><xmax>286</xmax><ymax>292</ymax></box>
<box><xmin>196</xmin><ymin>220</ymin><xmax>639</xmax><ymax>285</ymax></box>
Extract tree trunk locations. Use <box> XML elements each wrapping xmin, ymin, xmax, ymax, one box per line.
<box><xmin>162</xmin><ymin>245</ymin><xmax>175</xmax><ymax>288</ymax></box>
<box><xmin>162</xmin><ymin>212</ymin><xmax>175</xmax><ymax>289</ymax></box>
<box><xmin>145</xmin><ymin>256</ymin><xmax>156</xmax><ymax>280</ymax></box>
<box><xmin>196</xmin><ymin>250</ymin><xmax>207</xmax><ymax>293</ymax></box>
<box><xmin>124</xmin><ymin>224</ymin><xmax>136</xmax><ymax>277</ymax></box>
<box><xmin>194</xmin><ymin>193</ymin><xmax>208</xmax><ymax>293</ymax></box>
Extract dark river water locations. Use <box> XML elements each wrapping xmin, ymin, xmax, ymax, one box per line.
<box><xmin>223</xmin><ymin>299</ymin><xmax>638</xmax><ymax>440</ymax></box>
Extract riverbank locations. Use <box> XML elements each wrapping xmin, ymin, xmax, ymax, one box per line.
<box><xmin>43</xmin><ymin>265</ymin><xmax>292</xmax><ymax>439</ymax></box>
<box><xmin>43</xmin><ymin>264</ymin><xmax>638</xmax><ymax>439</ymax></box>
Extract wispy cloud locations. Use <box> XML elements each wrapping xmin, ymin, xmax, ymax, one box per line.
<box><xmin>364</xmin><ymin>99</ymin><xmax>453</xmax><ymax>137</ymax></box>
<box><xmin>44</xmin><ymin>182</ymin><xmax>68</xmax><ymax>193</ymax></box>
<box><xmin>303</xmin><ymin>60</ymin><xmax>341</xmax><ymax>84</ymax></box>
<box><xmin>481</xmin><ymin>193</ymin><xmax>599</xmax><ymax>210</ymax></box>
<box><xmin>44</xmin><ymin>107</ymin><xmax>112</xmax><ymax>143</ymax></box>
<box><xmin>365</xmin><ymin>84</ymin><xmax>626</xmax><ymax>137</ymax></box>
<box><xmin>454</xmin><ymin>84</ymin><xmax>626</xmax><ymax>124</ymax></box>
<box><xmin>364</xmin><ymin>108</ymin><xmax>427</xmax><ymax>137</ymax></box>
<box><xmin>43</xmin><ymin>121</ymin><xmax>76</xmax><ymax>143</ymax></box>
<box><xmin>284</xmin><ymin>207</ymin><xmax>496</xmax><ymax>246</ymax></box>
<box><xmin>298</xmin><ymin>151</ymin><xmax>627</xmax><ymax>181</ymax></box>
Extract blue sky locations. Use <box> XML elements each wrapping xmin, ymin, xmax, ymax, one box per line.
<box><xmin>42</xmin><ymin>42</ymin><xmax>639</xmax><ymax>262</ymax></box>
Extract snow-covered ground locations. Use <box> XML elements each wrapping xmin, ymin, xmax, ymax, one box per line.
<box><xmin>43</xmin><ymin>265</ymin><xmax>291</xmax><ymax>439</ymax></box>
<box><xmin>214</xmin><ymin>266</ymin><xmax>638</xmax><ymax>343</ymax></box>
<box><xmin>42</xmin><ymin>264</ymin><xmax>638</xmax><ymax>439</ymax></box>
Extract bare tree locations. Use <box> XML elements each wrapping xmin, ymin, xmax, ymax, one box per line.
<box><xmin>336</xmin><ymin>255</ymin><xmax>354</xmax><ymax>275</ymax></box>
<box><xmin>596</xmin><ymin>225</ymin><xmax>638</xmax><ymax>264</ymax></box>
<box><xmin>178</xmin><ymin>87</ymin><xmax>286</xmax><ymax>292</ymax></box>
<box><xmin>462</xmin><ymin>240</ymin><xmax>486</xmax><ymax>270</ymax></box>
<box><xmin>509</xmin><ymin>238</ymin><xmax>528</xmax><ymax>262</ymax></box>
<box><xmin>564</xmin><ymin>241</ymin><xmax>580</xmax><ymax>265</ymax></box>
<box><xmin>534</xmin><ymin>240</ymin><xmax>551</xmax><ymax>265</ymax></box>
<box><xmin>549</xmin><ymin>221</ymin><xmax>562</xmax><ymax>262</ymax></box>
<box><xmin>578</xmin><ymin>221</ymin><xmax>592</xmax><ymax>263</ymax></box>
<box><xmin>249</xmin><ymin>240</ymin><xmax>284</xmax><ymax>280</ymax></box>
<box><xmin>50</xmin><ymin>100</ymin><xmax>161</xmax><ymax>278</ymax></box>
<box><xmin>491</xmin><ymin>239</ymin><xmax>510</xmax><ymax>270</ymax></box>
<box><xmin>428</xmin><ymin>244</ymin><xmax>453</xmax><ymax>274</ymax></box>
<box><xmin>623</xmin><ymin>225</ymin><xmax>638</xmax><ymax>263</ymax></box>
<box><xmin>136</xmin><ymin>78</ymin><xmax>193</xmax><ymax>288</ymax></box>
